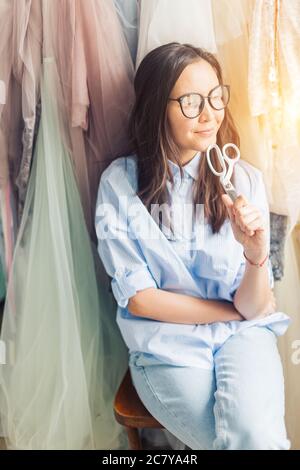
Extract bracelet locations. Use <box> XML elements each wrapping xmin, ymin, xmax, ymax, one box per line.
<box><xmin>243</xmin><ymin>251</ymin><xmax>269</xmax><ymax>267</ymax></box>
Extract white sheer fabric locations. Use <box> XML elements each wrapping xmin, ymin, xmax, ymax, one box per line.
<box><xmin>212</xmin><ymin>0</ymin><xmax>276</xmax><ymax>213</ymax></box>
<box><xmin>247</xmin><ymin>0</ymin><xmax>300</xmax><ymax>229</ymax></box>
<box><xmin>136</xmin><ymin>0</ymin><xmax>217</xmax><ymax>68</ymax></box>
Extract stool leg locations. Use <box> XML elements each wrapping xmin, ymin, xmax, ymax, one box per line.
<box><xmin>126</xmin><ymin>426</ymin><xmax>142</xmax><ymax>450</ymax></box>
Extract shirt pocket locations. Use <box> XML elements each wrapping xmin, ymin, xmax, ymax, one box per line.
<box><xmin>193</xmin><ymin>252</ymin><xmax>235</xmax><ymax>283</ymax></box>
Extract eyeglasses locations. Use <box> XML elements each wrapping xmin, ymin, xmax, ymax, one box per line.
<box><xmin>168</xmin><ymin>84</ymin><xmax>230</xmax><ymax>119</ymax></box>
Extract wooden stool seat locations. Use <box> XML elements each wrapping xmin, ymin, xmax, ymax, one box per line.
<box><xmin>114</xmin><ymin>368</ymin><xmax>164</xmax><ymax>449</ymax></box>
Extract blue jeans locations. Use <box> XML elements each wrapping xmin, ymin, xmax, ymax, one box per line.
<box><xmin>129</xmin><ymin>326</ymin><xmax>290</xmax><ymax>450</ymax></box>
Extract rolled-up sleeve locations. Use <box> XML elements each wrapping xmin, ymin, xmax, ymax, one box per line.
<box><xmin>112</xmin><ymin>265</ymin><xmax>157</xmax><ymax>308</ymax></box>
<box><xmin>95</xmin><ymin>171</ymin><xmax>157</xmax><ymax>309</ymax></box>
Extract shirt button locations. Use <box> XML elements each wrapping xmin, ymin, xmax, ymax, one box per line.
<box><xmin>115</xmin><ymin>267</ymin><xmax>125</xmax><ymax>278</ymax></box>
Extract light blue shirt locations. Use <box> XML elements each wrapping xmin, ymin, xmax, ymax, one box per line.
<box><xmin>95</xmin><ymin>153</ymin><xmax>290</xmax><ymax>369</ymax></box>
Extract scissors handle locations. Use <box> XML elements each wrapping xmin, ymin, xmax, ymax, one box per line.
<box><xmin>222</xmin><ymin>143</ymin><xmax>240</xmax><ymax>163</ymax></box>
<box><xmin>206</xmin><ymin>143</ymin><xmax>240</xmax><ymax>179</ymax></box>
<box><xmin>206</xmin><ymin>143</ymin><xmax>240</xmax><ymax>202</ymax></box>
<box><xmin>206</xmin><ymin>144</ymin><xmax>226</xmax><ymax>177</ymax></box>
<box><xmin>221</xmin><ymin>144</ymin><xmax>240</xmax><ymax>184</ymax></box>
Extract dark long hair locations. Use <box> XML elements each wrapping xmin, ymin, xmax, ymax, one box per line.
<box><xmin>128</xmin><ymin>42</ymin><xmax>240</xmax><ymax>234</ymax></box>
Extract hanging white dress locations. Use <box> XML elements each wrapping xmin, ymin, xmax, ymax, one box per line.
<box><xmin>248</xmin><ymin>0</ymin><xmax>300</xmax><ymax>230</ymax></box>
<box><xmin>136</xmin><ymin>0</ymin><xmax>217</xmax><ymax>69</ymax></box>
<box><xmin>211</xmin><ymin>0</ymin><xmax>274</xmax><ymax>205</ymax></box>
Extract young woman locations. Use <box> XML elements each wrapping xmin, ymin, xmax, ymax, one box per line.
<box><xmin>95</xmin><ymin>43</ymin><xmax>290</xmax><ymax>450</ymax></box>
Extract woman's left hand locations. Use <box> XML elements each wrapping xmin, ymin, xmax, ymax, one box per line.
<box><xmin>222</xmin><ymin>194</ymin><xmax>268</xmax><ymax>261</ymax></box>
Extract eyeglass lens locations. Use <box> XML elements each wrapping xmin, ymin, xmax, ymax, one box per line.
<box><xmin>180</xmin><ymin>85</ymin><xmax>229</xmax><ymax>118</ymax></box>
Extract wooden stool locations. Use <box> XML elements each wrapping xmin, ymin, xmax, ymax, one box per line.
<box><xmin>114</xmin><ymin>368</ymin><xmax>164</xmax><ymax>450</ymax></box>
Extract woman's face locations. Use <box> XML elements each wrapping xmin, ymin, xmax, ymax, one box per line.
<box><xmin>167</xmin><ymin>60</ymin><xmax>225</xmax><ymax>163</ymax></box>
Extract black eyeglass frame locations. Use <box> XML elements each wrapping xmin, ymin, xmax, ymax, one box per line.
<box><xmin>168</xmin><ymin>84</ymin><xmax>230</xmax><ymax>119</ymax></box>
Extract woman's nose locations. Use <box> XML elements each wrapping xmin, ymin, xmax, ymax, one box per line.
<box><xmin>198</xmin><ymin>99</ymin><xmax>214</xmax><ymax>122</ymax></box>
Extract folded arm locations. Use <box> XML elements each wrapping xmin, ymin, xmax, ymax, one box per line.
<box><xmin>128</xmin><ymin>287</ymin><xmax>243</xmax><ymax>324</ymax></box>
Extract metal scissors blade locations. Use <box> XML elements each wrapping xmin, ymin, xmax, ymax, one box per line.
<box><xmin>206</xmin><ymin>143</ymin><xmax>240</xmax><ymax>202</ymax></box>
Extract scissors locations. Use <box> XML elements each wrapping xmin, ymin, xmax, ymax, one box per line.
<box><xmin>206</xmin><ymin>143</ymin><xmax>240</xmax><ymax>202</ymax></box>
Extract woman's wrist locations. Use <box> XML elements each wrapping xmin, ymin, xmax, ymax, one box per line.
<box><xmin>232</xmin><ymin>310</ymin><xmax>244</xmax><ymax>321</ymax></box>
<box><xmin>221</xmin><ymin>300</ymin><xmax>244</xmax><ymax>321</ymax></box>
<box><xmin>243</xmin><ymin>248</ymin><xmax>269</xmax><ymax>266</ymax></box>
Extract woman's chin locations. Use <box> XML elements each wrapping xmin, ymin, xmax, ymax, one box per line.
<box><xmin>192</xmin><ymin>133</ymin><xmax>217</xmax><ymax>151</ymax></box>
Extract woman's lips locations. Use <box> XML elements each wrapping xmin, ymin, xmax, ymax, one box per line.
<box><xmin>195</xmin><ymin>128</ymin><xmax>215</xmax><ymax>136</ymax></box>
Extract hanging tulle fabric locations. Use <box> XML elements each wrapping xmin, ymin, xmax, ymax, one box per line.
<box><xmin>248</xmin><ymin>0</ymin><xmax>300</xmax><ymax>230</ymax></box>
<box><xmin>0</xmin><ymin>0</ymin><xmax>41</xmax><ymax>278</ymax></box>
<box><xmin>211</xmin><ymin>0</ymin><xmax>274</xmax><ymax>205</ymax></box>
<box><xmin>0</xmin><ymin>81</ymin><xmax>5</xmax><ymax>105</ymax></box>
<box><xmin>0</xmin><ymin>4</ymin><xmax>129</xmax><ymax>446</ymax></box>
<box><xmin>71</xmin><ymin>0</ymin><xmax>135</xmax><ymax>238</ymax></box>
<box><xmin>114</xmin><ymin>0</ymin><xmax>140</xmax><ymax>64</ymax></box>
<box><xmin>248</xmin><ymin>0</ymin><xmax>300</xmax><ymax>137</ymax></box>
<box><xmin>0</xmin><ymin>0</ymin><xmax>41</xmax><ymax>226</ymax></box>
<box><xmin>43</xmin><ymin>0</ymin><xmax>93</xmax><ymax>235</ymax></box>
<box><xmin>0</xmin><ymin>216</ymin><xmax>5</xmax><ymax>301</ymax></box>
<box><xmin>0</xmin><ymin>0</ymin><xmax>13</xmax><ymax>191</ymax></box>
<box><xmin>136</xmin><ymin>0</ymin><xmax>217</xmax><ymax>68</ymax></box>
<box><xmin>0</xmin><ymin>0</ymin><xmax>17</xmax><ymax>277</ymax></box>
<box><xmin>0</xmin><ymin>182</ymin><xmax>17</xmax><ymax>281</ymax></box>
<box><xmin>11</xmin><ymin>0</ymin><xmax>42</xmax><ymax>222</ymax></box>
<box><xmin>34</xmin><ymin>0</ymin><xmax>134</xmax><ymax>238</ymax></box>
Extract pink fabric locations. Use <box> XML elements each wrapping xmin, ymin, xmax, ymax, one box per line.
<box><xmin>0</xmin><ymin>0</ymin><xmax>14</xmax><ymax>189</ymax></box>
<box><xmin>0</xmin><ymin>80</ymin><xmax>5</xmax><ymax>104</ymax></box>
<box><xmin>48</xmin><ymin>0</ymin><xmax>135</xmax><ymax>235</ymax></box>
<box><xmin>0</xmin><ymin>183</ymin><xmax>15</xmax><ymax>281</ymax></box>
<box><xmin>72</xmin><ymin>0</ymin><xmax>134</xmax><ymax>236</ymax></box>
<box><xmin>0</xmin><ymin>0</ymin><xmax>42</xmax><ymax>222</ymax></box>
<box><xmin>0</xmin><ymin>0</ymin><xmax>134</xmax><ymax>238</ymax></box>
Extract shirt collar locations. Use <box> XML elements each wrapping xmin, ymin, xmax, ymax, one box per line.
<box><xmin>167</xmin><ymin>152</ymin><xmax>201</xmax><ymax>180</ymax></box>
